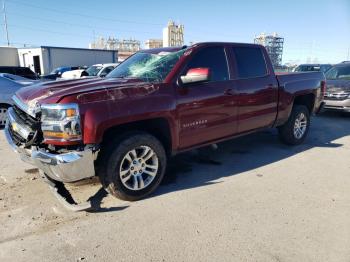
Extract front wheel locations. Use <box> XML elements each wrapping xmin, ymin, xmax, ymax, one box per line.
<box><xmin>98</xmin><ymin>132</ymin><xmax>167</xmax><ymax>201</ymax></box>
<box><xmin>278</xmin><ymin>105</ymin><xmax>310</xmax><ymax>145</ymax></box>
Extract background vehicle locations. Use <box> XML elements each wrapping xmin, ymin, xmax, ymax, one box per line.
<box><xmin>5</xmin><ymin>43</ymin><xmax>325</xmax><ymax>210</ymax></box>
<box><xmin>323</xmin><ymin>63</ymin><xmax>350</xmax><ymax>112</ymax></box>
<box><xmin>0</xmin><ymin>66</ymin><xmax>39</xmax><ymax>80</ymax></box>
<box><xmin>61</xmin><ymin>63</ymin><xmax>120</xmax><ymax>79</ymax></box>
<box><xmin>41</xmin><ymin>66</ymin><xmax>86</xmax><ymax>80</ymax></box>
<box><xmin>294</xmin><ymin>64</ymin><xmax>332</xmax><ymax>73</ymax></box>
<box><xmin>0</xmin><ymin>75</ymin><xmax>38</xmax><ymax>127</ymax></box>
<box><xmin>84</xmin><ymin>63</ymin><xmax>119</xmax><ymax>77</ymax></box>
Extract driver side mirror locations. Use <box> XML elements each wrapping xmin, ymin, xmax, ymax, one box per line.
<box><xmin>180</xmin><ymin>68</ymin><xmax>210</xmax><ymax>85</ymax></box>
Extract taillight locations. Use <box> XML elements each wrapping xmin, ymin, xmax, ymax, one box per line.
<box><xmin>321</xmin><ymin>80</ymin><xmax>326</xmax><ymax>96</ymax></box>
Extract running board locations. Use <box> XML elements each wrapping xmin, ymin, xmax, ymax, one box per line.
<box><xmin>40</xmin><ymin>172</ymin><xmax>92</xmax><ymax>212</ymax></box>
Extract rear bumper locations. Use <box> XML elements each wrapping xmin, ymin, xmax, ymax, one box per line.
<box><xmin>5</xmin><ymin>124</ymin><xmax>97</xmax><ymax>183</ymax></box>
<box><xmin>324</xmin><ymin>99</ymin><xmax>350</xmax><ymax>112</ymax></box>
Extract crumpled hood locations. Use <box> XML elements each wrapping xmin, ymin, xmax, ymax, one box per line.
<box><xmin>15</xmin><ymin>77</ymin><xmax>150</xmax><ymax>107</ymax></box>
<box><xmin>326</xmin><ymin>79</ymin><xmax>350</xmax><ymax>93</ymax></box>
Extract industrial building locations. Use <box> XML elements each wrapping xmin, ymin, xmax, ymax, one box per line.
<box><xmin>254</xmin><ymin>33</ymin><xmax>284</xmax><ymax>67</ymax></box>
<box><xmin>145</xmin><ymin>39</ymin><xmax>163</xmax><ymax>49</ymax></box>
<box><xmin>17</xmin><ymin>46</ymin><xmax>118</xmax><ymax>75</ymax></box>
<box><xmin>163</xmin><ymin>21</ymin><xmax>184</xmax><ymax>47</ymax></box>
<box><xmin>0</xmin><ymin>47</ymin><xmax>19</xmax><ymax>66</ymax></box>
<box><xmin>89</xmin><ymin>37</ymin><xmax>141</xmax><ymax>61</ymax></box>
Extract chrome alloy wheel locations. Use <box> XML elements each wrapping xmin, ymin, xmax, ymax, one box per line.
<box><xmin>293</xmin><ymin>112</ymin><xmax>307</xmax><ymax>139</ymax></box>
<box><xmin>0</xmin><ymin>107</ymin><xmax>8</xmax><ymax>126</ymax></box>
<box><xmin>119</xmin><ymin>146</ymin><xmax>159</xmax><ymax>191</ymax></box>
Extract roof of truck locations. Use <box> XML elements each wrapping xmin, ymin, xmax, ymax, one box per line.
<box><xmin>141</xmin><ymin>42</ymin><xmax>264</xmax><ymax>54</ymax></box>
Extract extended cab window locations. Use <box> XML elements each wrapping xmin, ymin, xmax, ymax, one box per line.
<box><xmin>233</xmin><ymin>47</ymin><xmax>267</xmax><ymax>78</ymax></box>
<box><xmin>186</xmin><ymin>47</ymin><xmax>229</xmax><ymax>82</ymax></box>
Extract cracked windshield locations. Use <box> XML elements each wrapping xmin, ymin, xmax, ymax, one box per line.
<box><xmin>107</xmin><ymin>49</ymin><xmax>186</xmax><ymax>82</ymax></box>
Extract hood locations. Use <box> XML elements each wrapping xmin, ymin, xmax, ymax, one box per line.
<box><xmin>326</xmin><ymin>79</ymin><xmax>350</xmax><ymax>93</ymax></box>
<box><xmin>15</xmin><ymin>77</ymin><xmax>150</xmax><ymax>108</ymax></box>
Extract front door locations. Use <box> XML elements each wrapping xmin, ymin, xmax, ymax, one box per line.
<box><xmin>176</xmin><ymin>46</ymin><xmax>239</xmax><ymax>149</ymax></box>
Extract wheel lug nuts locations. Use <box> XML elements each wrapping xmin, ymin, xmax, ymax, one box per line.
<box><xmin>139</xmin><ymin>170</ymin><xmax>142</xmax><ymax>173</ymax></box>
<box><xmin>131</xmin><ymin>167</ymin><xmax>134</xmax><ymax>170</ymax></box>
<box><xmin>142</xmin><ymin>164</ymin><xmax>145</xmax><ymax>167</ymax></box>
<box><xmin>134</xmin><ymin>171</ymin><xmax>137</xmax><ymax>175</ymax></box>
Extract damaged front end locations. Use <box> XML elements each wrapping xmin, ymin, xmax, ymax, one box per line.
<box><xmin>5</xmin><ymin>95</ymin><xmax>99</xmax><ymax>211</ymax></box>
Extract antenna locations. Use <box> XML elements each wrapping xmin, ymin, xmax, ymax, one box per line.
<box><xmin>2</xmin><ymin>0</ymin><xmax>10</xmax><ymax>46</ymax></box>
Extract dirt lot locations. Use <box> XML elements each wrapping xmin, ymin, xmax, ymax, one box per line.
<box><xmin>0</xmin><ymin>112</ymin><xmax>350</xmax><ymax>262</ymax></box>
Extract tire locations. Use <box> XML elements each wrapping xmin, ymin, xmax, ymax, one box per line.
<box><xmin>97</xmin><ymin>132</ymin><xmax>167</xmax><ymax>201</ymax></box>
<box><xmin>278</xmin><ymin>105</ymin><xmax>310</xmax><ymax>145</ymax></box>
<box><xmin>0</xmin><ymin>104</ymin><xmax>10</xmax><ymax>129</ymax></box>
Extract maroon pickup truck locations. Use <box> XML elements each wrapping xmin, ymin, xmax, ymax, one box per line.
<box><xmin>5</xmin><ymin>42</ymin><xmax>325</xmax><ymax>210</ymax></box>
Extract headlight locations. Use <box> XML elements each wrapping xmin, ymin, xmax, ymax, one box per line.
<box><xmin>41</xmin><ymin>103</ymin><xmax>82</xmax><ymax>142</ymax></box>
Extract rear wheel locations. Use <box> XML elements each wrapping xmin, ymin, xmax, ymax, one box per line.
<box><xmin>278</xmin><ymin>105</ymin><xmax>310</xmax><ymax>145</ymax></box>
<box><xmin>98</xmin><ymin>132</ymin><xmax>167</xmax><ymax>201</ymax></box>
<box><xmin>0</xmin><ymin>104</ymin><xmax>10</xmax><ymax>128</ymax></box>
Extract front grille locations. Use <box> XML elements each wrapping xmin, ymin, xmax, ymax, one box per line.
<box><xmin>324</xmin><ymin>93</ymin><xmax>349</xmax><ymax>101</ymax></box>
<box><xmin>8</xmin><ymin>105</ymin><xmax>42</xmax><ymax>146</ymax></box>
<box><xmin>12</xmin><ymin>105</ymin><xmax>40</xmax><ymax>129</ymax></box>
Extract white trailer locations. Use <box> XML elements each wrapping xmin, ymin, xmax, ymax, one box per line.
<box><xmin>17</xmin><ymin>46</ymin><xmax>118</xmax><ymax>75</ymax></box>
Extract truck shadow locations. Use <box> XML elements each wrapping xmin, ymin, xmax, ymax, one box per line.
<box><xmin>154</xmin><ymin>111</ymin><xmax>350</xmax><ymax>198</ymax></box>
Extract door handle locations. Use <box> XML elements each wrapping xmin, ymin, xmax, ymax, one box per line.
<box><xmin>224</xmin><ymin>89</ymin><xmax>235</xmax><ymax>96</ymax></box>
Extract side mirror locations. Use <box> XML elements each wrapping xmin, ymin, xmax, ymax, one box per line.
<box><xmin>180</xmin><ymin>68</ymin><xmax>210</xmax><ymax>85</ymax></box>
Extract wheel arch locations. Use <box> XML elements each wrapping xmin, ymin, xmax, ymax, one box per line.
<box><xmin>101</xmin><ymin>118</ymin><xmax>173</xmax><ymax>157</ymax></box>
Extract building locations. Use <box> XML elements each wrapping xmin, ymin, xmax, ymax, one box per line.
<box><xmin>18</xmin><ymin>46</ymin><xmax>118</xmax><ymax>75</ymax></box>
<box><xmin>145</xmin><ymin>39</ymin><xmax>163</xmax><ymax>49</ymax></box>
<box><xmin>163</xmin><ymin>21</ymin><xmax>184</xmax><ymax>47</ymax></box>
<box><xmin>0</xmin><ymin>47</ymin><xmax>19</xmax><ymax>66</ymax></box>
<box><xmin>89</xmin><ymin>37</ymin><xmax>141</xmax><ymax>61</ymax></box>
<box><xmin>254</xmin><ymin>32</ymin><xmax>284</xmax><ymax>67</ymax></box>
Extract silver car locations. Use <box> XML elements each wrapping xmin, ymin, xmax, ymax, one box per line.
<box><xmin>324</xmin><ymin>63</ymin><xmax>350</xmax><ymax>112</ymax></box>
<box><xmin>0</xmin><ymin>74</ymin><xmax>38</xmax><ymax>127</ymax></box>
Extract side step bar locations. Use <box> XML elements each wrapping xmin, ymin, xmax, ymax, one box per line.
<box><xmin>40</xmin><ymin>172</ymin><xmax>92</xmax><ymax>212</ymax></box>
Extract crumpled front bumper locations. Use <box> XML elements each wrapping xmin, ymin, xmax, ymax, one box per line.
<box><xmin>5</xmin><ymin>124</ymin><xmax>97</xmax><ymax>183</ymax></box>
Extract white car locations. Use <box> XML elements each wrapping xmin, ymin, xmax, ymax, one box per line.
<box><xmin>61</xmin><ymin>63</ymin><xmax>119</xmax><ymax>79</ymax></box>
<box><xmin>60</xmin><ymin>69</ymin><xmax>86</xmax><ymax>80</ymax></box>
<box><xmin>0</xmin><ymin>74</ymin><xmax>39</xmax><ymax>127</ymax></box>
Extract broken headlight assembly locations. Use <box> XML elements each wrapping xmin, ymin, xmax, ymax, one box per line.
<box><xmin>40</xmin><ymin>103</ymin><xmax>82</xmax><ymax>142</ymax></box>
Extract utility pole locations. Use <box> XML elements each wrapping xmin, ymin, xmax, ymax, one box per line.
<box><xmin>2</xmin><ymin>0</ymin><xmax>9</xmax><ymax>46</ymax></box>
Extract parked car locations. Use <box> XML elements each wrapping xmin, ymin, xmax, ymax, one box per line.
<box><xmin>294</xmin><ymin>64</ymin><xmax>332</xmax><ymax>73</ymax></box>
<box><xmin>5</xmin><ymin>42</ymin><xmax>325</xmax><ymax>210</ymax></box>
<box><xmin>61</xmin><ymin>63</ymin><xmax>120</xmax><ymax>79</ymax></box>
<box><xmin>323</xmin><ymin>63</ymin><xmax>350</xmax><ymax>112</ymax></box>
<box><xmin>60</xmin><ymin>69</ymin><xmax>86</xmax><ymax>80</ymax></box>
<box><xmin>0</xmin><ymin>74</ymin><xmax>38</xmax><ymax>127</ymax></box>
<box><xmin>41</xmin><ymin>66</ymin><xmax>85</xmax><ymax>80</ymax></box>
<box><xmin>84</xmin><ymin>63</ymin><xmax>119</xmax><ymax>77</ymax></box>
<box><xmin>0</xmin><ymin>66</ymin><xmax>39</xmax><ymax>80</ymax></box>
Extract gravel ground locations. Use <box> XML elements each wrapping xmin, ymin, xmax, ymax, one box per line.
<box><xmin>0</xmin><ymin>111</ymin><xmax>349</xmax><ymax>262</ymax></box>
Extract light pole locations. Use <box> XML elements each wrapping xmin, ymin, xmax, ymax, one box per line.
<box><xmin>2</xmin><ymin>0</ymin><xmax>10</xmax><ymax>46</ymax></box>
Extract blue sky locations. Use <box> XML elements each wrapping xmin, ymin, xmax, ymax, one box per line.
<box><xmin>1</xmin><ymin>0</ymin><xmax>349</xmax><ymax>64</ymax></box>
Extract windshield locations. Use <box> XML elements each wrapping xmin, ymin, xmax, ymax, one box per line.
<box><xmin>325</xmin><ymin>65</ymin><xmax>350</xmax><ymax>80</ymax></box>
<box><xmin>86</xmin><ymin>65</ymin><xmax>103</xmax><ymax>76</ymax></box>
<box><xmin>107</xmin><ymin>49</ymin><xmax>186</xmax><ymax>82</ymax></box>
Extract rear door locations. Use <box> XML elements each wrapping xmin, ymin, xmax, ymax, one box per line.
<box><xmin>176</xmin><ymin>46</ymin><xmax>239</xmax><ymax>149</ymax></box>
<box><xmin>231</xmin><ymin>46</ymin><xmax>279</xmax><ymax>133</ymax></box>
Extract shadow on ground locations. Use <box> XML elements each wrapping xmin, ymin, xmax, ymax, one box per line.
<box><xmin>154</xmin><ymin>111</ymin><xmax>350</xmax><ymax>197</ymax></box>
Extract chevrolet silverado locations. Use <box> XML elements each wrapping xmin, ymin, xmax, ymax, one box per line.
<box><xmin>4</xmin><ymin>42</ymin><xmax>325</xmax><ymax>210</ymax></box>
